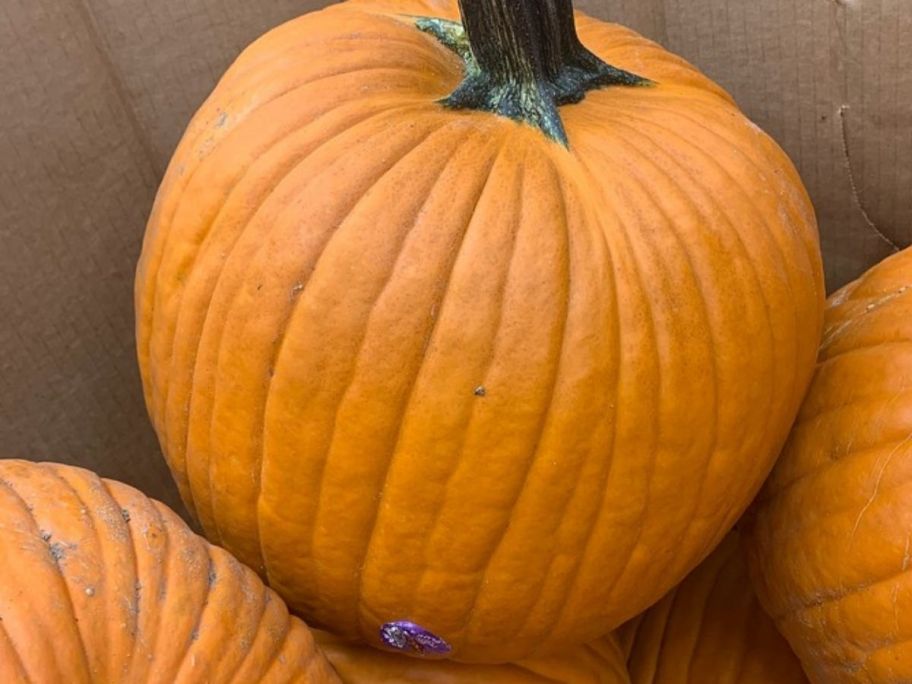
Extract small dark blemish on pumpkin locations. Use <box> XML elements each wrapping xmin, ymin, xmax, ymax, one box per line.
<box><xmin>40</xmin><ymin>530</ymin><xmax>52</xmax><ymax>542</ymax></box>
<box><xmin>49</xmin><ymin>542</ymin><xmax>67</xmax><ymax>562</ymax></box>
<box><xmin>256</xmin><ymin>283</ymin><xmax>263</xmax><ymax>292</ymax></box>
<box><xmin>121</xmin><ymin>509</ymin><xmax>131</xmax><ymax>523</ymax></box>
<box><xmin>208</xmin><ymin>567</ymin><xmax>218</xmax><ymax>586</ymax></box>
<box><xmin>190</xmin><ymin>628</ymin><xmax>200</xmax><ymax>643</ymax></box>
<box><xmin>474</xmin><ymin>385</ymin><xmax>486</xmax><ymax>397</ymax></box>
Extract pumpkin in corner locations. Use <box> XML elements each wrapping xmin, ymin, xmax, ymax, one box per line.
<box><xmin>136</xmin><ymin>0</ymin><xmax>825</xmax><ymax>663</ymax></box>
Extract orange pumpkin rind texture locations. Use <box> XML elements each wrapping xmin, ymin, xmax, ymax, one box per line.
<box><xmin>744</xmin><ymin>246</ymin><xmax>912</xmax><ymax>684</ymax></box>
<box><xmin>0</xmin><ymin>460</ymin><xmax>340</xmax><ymax>684</ymax></box>
<box><xmin>136</xmin><ymin>0</ymin><xmax>825</xmax><ymax>662</ymax></box>
<box><xmin>623</xmin><ymin>532</ymin><xmax>808</xmax><ymax>684</ymax></box>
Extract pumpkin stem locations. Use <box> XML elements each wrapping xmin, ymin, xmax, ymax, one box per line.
<box><xmin>416</xmin><ymin>0</ymin><xmax>651</xmax><ymax>146</ymax></box>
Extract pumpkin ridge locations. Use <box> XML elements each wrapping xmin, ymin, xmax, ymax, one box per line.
<box><xmin>501</xmin><ymin>176</ymin><xmax>600</xmax><ymax>645</ymax></box>
<box><xmin>119</xmin><ymin>485</ymin><xmax>171</xmax><ymax>681</ymax></box>
<box><xmin>677</xmin><ymin>546</ymin><xmax>732</xmax><ymax>683</ymax></box>
<box><xmin>223</xmin><ymin>584</ymin><xmax>274</xmax><ymax>684</ymax></box>
<box><xmin>34</xmin><ymin>466</ymin><xmax>107</xmax><ymax>679</ymax></box>
<box><xmin>171</xmin><ymin>553</ymin><xmax>220</xmax><ymax>682</ymax></box>
<box><xmin>357</xmin><ymin>140</ymin><xmax>531</xmax><ymax>644</ymax></box>
<box><xmin>591</xmin><ymin>119</ymin><xmax>730</xmax><ymax>565</ymax></box>
<box><xmin>105</xmin><ymin>481</ymin><xmax>167</xmax><ymax>682</ymax></box>
<box><xmin>45</xmin><ymin>465</ymin><xmax>128</xmax><ymax>681</ymax></box>
<box><xmin>608</xmin><ymin>112</ymin><xmax>794</xmax><ymax>524</ymax></box>
<box><xmin>349</xmin><ymin>134</ymin><xmax>507</xmax><ymax>639</ymax></box>
<box><xmin>93</xmin><ymin>477</ymin><xmax>142</xmax><ymax>663</ymax></box>
<box><xmin>285</xmin><ymin>122</ymin><xmax>473</xmax><ymax>625</ymax></box>
<box><xmin>754</xmin><ymin>434</ymin><xmax>908</xmax><ymax>513</ymax></box>
<box><xmin>249</xmin><ymin>122</ymin><xmax>463</xmax><ymax>610</ymax></box>
<box><xmin>553</xmin><ymin>151</ymin><xmax>662</xmax><ymax>633</ymax></box>
<box><xmin>152</xmin><ymin>94</ymin><xmax>424</xmax><ymax>423</ymax></box>
<box><xmin>539</xmin><ymin>174</ymin><xmax>623</xmax><ymax>638</ymax></box>
<box><xmin>460</xmin><ymin>155</ymin><xmax>573</xmax><ymax>645</ymax></box>
<box><xmin>183</xmin><ymin>107</ymin><xmax>445</xmax><ymax>559</ymax></box>
<box><xmin>163</xmin><ymin>102</ymin><xmax>424</xmax><ymax>529</ymax></box>
<box><xmin>613</xmin><ymin>106</ymin><xmax>808</xmax><ymax>476</ymax></box>
<box><xmin>0</xmin><ymin>468</ymin><xmax>93</xmax><ymax>682</ymax></box>
<box><xmin>0</xmin><ymin>620</ymin><xmax>30</xmax><ymax>683</ymax></box>
<box><xmin>145</xmin><ymin>86</ymin><xmax>445</xmax><ymax>453</ymax></box>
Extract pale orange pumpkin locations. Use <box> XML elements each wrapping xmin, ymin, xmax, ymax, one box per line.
<box><xmin>0</xmin><ymin>460</ymin><xmax>339</xmax><ymax>683</ymax></box>
<box><xmin>136</xmin><ymin>0</ymin><xmax>824</xmax><ymax>662</ymax></box>
<box><xmin>317</xmin><ymin>630</ymin><xmax>629</xmax><ymax>683</ymax></box>
<box><xmin>744</xmin><ymin>246</ymin><xmax>912</xmax><ymax>683</ymax></box>
<box><xmin>622</xmin><ymin>532</ymin><xmax>808</xmax><ymax>684</ymax></box>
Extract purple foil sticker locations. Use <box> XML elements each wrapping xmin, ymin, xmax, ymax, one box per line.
<box><xmin>379</xmin><ymin>620</ymin><xmax>452</xmax><ymax>657</ymax></box>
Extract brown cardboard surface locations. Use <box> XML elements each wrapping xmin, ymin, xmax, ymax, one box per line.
<box><xmin>1</xmin><ymin>0</ymin><xmax>909</xmax><ymax>509</ymax></box>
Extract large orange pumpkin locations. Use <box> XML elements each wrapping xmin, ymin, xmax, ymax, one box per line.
<box><xmin>622</xmin><ymin>532</ymin><xmax>808</xmax><ymax>684</ymax></box>
<box><xmin>744</xmin><ymin>246</ymin><xmax>912</xmax><ymax>683</ymax></box>
<box><xmin>135</xmin><ymin>0</ymin><xmax>824</xmax><ymax>662</ymax></box>
<box><xmin>0</xmin><ymin>460</ymin><xmax>339</xmax><ymax>683</ymax></box>
<box><xmin>317</xmin><ymin>631</ymin><xmax>629</xmax><ymax>683</ymax></box>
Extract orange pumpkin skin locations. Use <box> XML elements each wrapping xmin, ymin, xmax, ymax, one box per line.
<box><xmin>744</xmin><ymin>247</ymin><xmax>912</xmax><ymax>683</ymax></box>
<box><xmin>622</xmin><ymin>532</ymin><xmax>808</xmax><ymax>684</ymax></box>
<box><xmin>135</xmin><ymin>0</ymin><xmax>824</xmax><ymax>662</ymax></box>
<box><xmin>0</xmin><ymin>460</ymin><xmax>339</xmax><ymax>684</ymax></box>
<box><xmin>316</xmin><ymin>631</ymin><xmax>629</xmax><ymax>684</ymax></box>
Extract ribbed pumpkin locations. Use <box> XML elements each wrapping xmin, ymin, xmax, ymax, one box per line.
<box><xmin>317</xmin><ymin>631</ymin><xmax>629</xmax><ymax>683</ymax></box>
<box><xmin>0</xmin><ymin>460</ymin><xmax>339</xmax><ymax>684</ymax></box>
<box><xmin>744</xmin><ymin>246</ymin><xmax>912</xmax><ymax>683</ymax></box>
<box><xmin>622</xmin><ymin>532</ymin><xmax>808</xmax><ymax>683</ymax></box>
<box><xmin>135</xmin><ymin>0</ymin><xmax>824</xmax><ymax>662</ymax></box>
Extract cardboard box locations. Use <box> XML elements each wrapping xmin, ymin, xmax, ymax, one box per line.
<box><xmin>1</xmin><ymin>0</ymin><xmax>908</xmax><ymax>511</ymax></box>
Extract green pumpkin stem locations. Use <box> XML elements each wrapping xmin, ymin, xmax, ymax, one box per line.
<box><xmin>417</xmin><ymin>0</ymin><xmax>651</xmax><ymax>146</ymax></box>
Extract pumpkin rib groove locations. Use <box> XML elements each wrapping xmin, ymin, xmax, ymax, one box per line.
<box><xmin>348</xmin><ymin>133</ymin><xmax>505</xmax><ymax>637</ymax></box>
<box><xmin>171</xmin><ymin>552</ymin><xmax>219</xmax><ymax>682</ymax></box>
<box><xmin>416</xmin><ymin>146</ymin><xmax>536</xmax><ymax>642</ymax></box>
<box><xmin>158</xmin><ymin>97</ymin><xmax>438</xmax><ymax>428</ymax></box>
<box><xmin>145</xmin><ymin>85</ymin><xmax>442</xmax><ymax>458</ymax></box>
<box><xmin>398</xmin><ymin>143</ymin><xmax>531</xmax><ymax>641</ymax></box>
<box><xmin>649</xmin><ymin>580</ymin><xmax>685</xmax><ymax>681</ymax></box>
<box><xmin>171</xmin><ymin>103</ymin><xmax>423</xmax><ymax>534</ymax></box>
<box><xmin>678</xmin><ymin>548</ymin><xmax>731</xmax><ymax>684</ymax></box>
<box><xmin>43</xmin><ymin>465</ymin><xmax>123</xmax><ymax>681</ymax></box>
<box><xmin>0</xmin><ymin>472</ymin><xmax>92</xmax><ymax>682</ymax></box>
<box><xmin>242</xmin><ymin>118</ymin><xmax>455</xmax><ymax>589</ymax></box>
<box><xmin>149</xmin><ymin>500</ymin><xmax>196</xmax><ymax>683</ymax></box>
<box><xmin>551</xmin><ymin>155</ymin><xmax>659</xmax><ymax>629</ymax></box>
<box><xmin>643</xmin><ymin>104</ymin><xmax>816</xmax><ymax>417</ymax></box>
<box><xmin>286</xmin><ymin>121</ymin><xmax>466</xmax><ymax>622</ymax></box>
<box><xmin>359</xmin><ymin>139</ymin><xmax>519</xmax><ymax>631</ymax></box>
<box><xmin>613</xmin><ymin>107</ymin><xmax>810</xmax><ymax>506</ymax></box>
<box><xmin>796</xmin><ymin>382</ymin><xmax>912</xmax><ymax>427</ymax></box>
<box><xmin>597</xmin><ymin>120</ymin><xmax>733</xmax><ymax>563</ymax></box>
<box><xmin>504</xmin><ymin>175</ymin><xmax>612</xmax><ymax>644</ymax></box>
<box><xmin>94</xmin><ymin>475</ymin><xmax>143</xmax><ymax>677</ymax></box>
<box><xmin>127</xmin><ymin>494</ymin><xmax>171</xmax><ymax>681</ymax></box>
<box><xmin>194</xmin><ymin>108</ymin><xmax>442</xmax><ymax>562</ymax></box>
<box><xmin>543</xmin><ymin>180</ymin><xmax>623</xmax><ymax>636</ymax></box>
<box><xmin>556</xmin><ymin>150</ymin><xmax>663</xmax><ymax>627</ymax></box>
<box><xmin>771</xmin><ymin>514</ymin><xmax>912</xmax><ymax>623</ymax></box>
<box><xmin>0</xmin><ymin>620</ymin><xmax>31</xmax><ymax>684</ymax></box>
<box><xmin>225</xmin><ymin>585</ymin><xmax>274</xmax><ymax>684</ymax></box>
<box><xmin>817</xmin><ymin>338</ymin><xmax>912</xmax><ymax>366</ymax></box>
<box><xmin>575</xmin><ymin>130</ymin><xmax>722</xmax><ymax>605</ymax></box>
<box><xmin>758</xmin><ymin>429</ymin><xmax>912</xmax><ymax>535</ymax></box>
<box><xmin>462</xmin><ymin>157</ymin><xmax>573</xmax><ymax>644</ymax></box>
